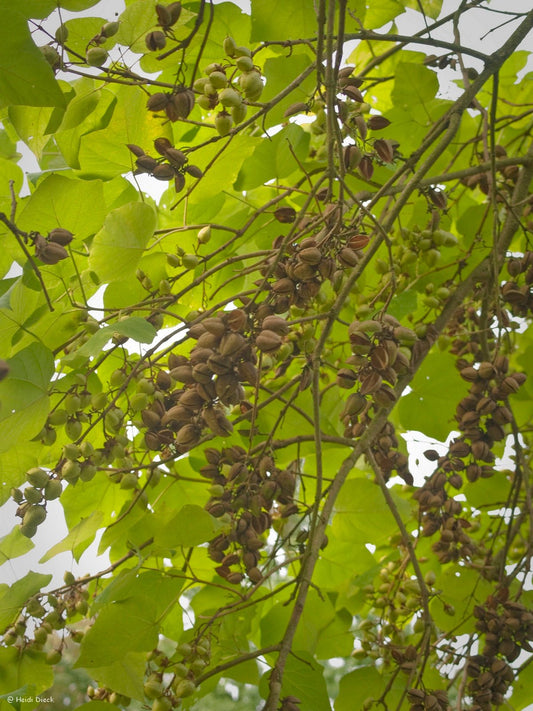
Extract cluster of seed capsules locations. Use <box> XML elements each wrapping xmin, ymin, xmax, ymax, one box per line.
<box><xmin>502</xmin><ymin>250</ymin><xmax>533</xmax><ymax>317</ymax></box>
<box><xmin>145</xmin><ymin>34</ymin><xmax>263</xmax><ymax>136</ymax></box>
<box><xmin>139</xmin><ymin>308</ymin><xmax>296</xmax><ymax>456</ymax></box>
<box><xmin>337</xmin><ymin>315</ymin><xmax>419</xmax><ymax>478</ymax></box>
<box><xmin>202</xmin><ymin>445</ymin><xmax>299</xmax><ymax>584</ymax></box>
<box><xmin>406</xmin><ymin>688</ymin><xmax>449</xmax><ymax>711</ymax></box>
<box><xmin>2</xmin><ymin>571</ymin><xmax>89</xmax><ymax>660</ymax></box>
<box><xmin>413</xmin><ymin>352</ymin><xmax>526</xmax><ymax>565</ymax></box>
<box><xmin>127</xmin><ymin>138</ymin><xmax>202</xmax><ymax>193</ymax></box>
<box><xmin>258</xmin><ymin>229</ymin><xmax>371</xmax><ymax>312</ymax></box>
<box><xmin>466</xmin><ymin>598</ymin><xmax>533</xmax><ymax>709</ymax></box>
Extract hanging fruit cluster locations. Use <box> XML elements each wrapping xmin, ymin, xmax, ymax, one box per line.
<box><xmin>127</xmin><ymin>138</ymin><xmax>202</xmax><ymax>192</ymax></box>
<box><xmin>32</xmin><ymin>228</ymin><xmax>73</xmax><ymax>265</ymax></box>
<box><xmin>203</xmin><ymin>446</ymin><xmax>300</xmax><ymax>584</ymax></box>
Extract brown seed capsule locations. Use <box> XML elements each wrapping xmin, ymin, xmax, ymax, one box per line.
<box><xmin>35</xmin><ymin>241</ymin><xmax>69</xmax><ymax>265</ymax></box>
<box><xmin>367</xmin><ymin>115</ymin><xmax>391</xmax><ymax>130</ymax></box>
<box><xmin>374</xmin><ymin>138</ymin><xmax>395</xmax><ymax>163</ymax></box>
<box><xmin>145</xmin><ymin>30</ymin><xmax>166</xmax><ymax>51</ymax></box>
<box><xmin>344</xmin><ymin>144</ymin><xmax>363</xmax><ymax>170</ymax></box>
<box><xmin>256</xmin><ymin>330</ymin><xmax>282</xmax><ymax>353</ymax></box>
<box><xmin>283</xmin><ymin>102</ymin><xmax>308</xmax><ymax>118</ymax></box>
<box><xmin>359</xmin><ymin>155</ymin><xmax>374</xmax><ymax>180</ymax></box>
<box><xmin>147</xmin><ymin>92</ymin><xmax>170</xmax><ymax>112</ymax></box>
<box><xmin>165</xmin><ymin>147</ymin><xmax>187</xmax><ymax>167</ymax></box>
<box><xmin>127</xmin><ymin>143</ymin><xmax>145</xmax><ymax>157</ymax></box>
<box><xmin>342</xmin><ymin>85</ymin><xmax>364</xmax><ymax>102</ymax></box>
<box><xmin>153</xmin><ymin>137</ymin><xmax>173</xmax><ymax>156</ymax></box>
<box><xmin>136</xmin><ymin>155</ymin><xmax>159</xmax><ymax>172</ymax></box>
<box><xmin>152</xmin><ymin>163</ymin><xmax>176</xmax><ymax>181</ymax></box>
<box><xmin>185</xmin><ymin>164</ymin><xmax>203</xmax><ymax>178</ymax></box>
<box><xmin>174</xmin><ymin>173</ymin><xmax>186</xmax><ymax>192</ymax></box>
<box><xmin>274</xmin><ymin>207</ymin><xmax>297</xmax><ymax>223</ymax></box>
<box><xmin>48</xmin><ymin>228</ymin><xmax>74</xmax><ymax>246</ymax></box>
<box><xmin>261</xmin><ymin>315</ymin><xmax>289</xmax><ymax>335</ymax></box>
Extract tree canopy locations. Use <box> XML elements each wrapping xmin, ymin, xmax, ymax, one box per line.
<box><xmin>1</xmin><ymin>1</ymin><xmax>533</xmax><ymax>710</ymax></box>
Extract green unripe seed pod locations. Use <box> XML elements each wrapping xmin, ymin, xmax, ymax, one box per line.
<box><xmin>209</xmin><ymin>71</ymin><xmax>228</xmax><ymax>89</ymax></box>
<box><xmin>174</xmin><ymin>679</ymin><xmax>196</xmax><ymax>698</ymax></box>
<box><xmin>55</xmin><ymin>24</ymin><xmax>69</xmax><ymax>44</ymax></box>
<box><xmin>63</xmin><ymin>443</ymin><xmax>81</xmax><ymax>460</ymax></box>
<box><xmin>24</xmin><ymin>486</ymin><xmax>43</xmax><ymax>504</ymax></box>
<box><xmin>40</xmin><ymin>45</ymin><xmax>60</xmax><ymax>67</ymax></box>
<box><xmin>110</xmin><ymin>368</ymin><xmax>127</xmax><ymax>387</ymax></box>
<box><xmin>20</xmin><ymin>522</ymin><xmax>38</xmax><ymax>538</ymax></box>
<box><xmin>27</xmin><ymin>467</ymin><xmax>49</xmax><ymax>488</ymax></box>
<box><xmin>102</xmin><ymin>21</ymin><xmax>120</xmax><ymax>38</ymax></box>
<box><xmin>182</xmin><ymin>254</ymin><xmax>200</xmax><ymax>269</ymax></box>
<box><xmin>65</xmin><ymin>418</ymin><xmax>82</xmax><ymax>441</ymax></box>
<box><xmin>130</xmin><ymin>392</ymin><xmax>149</xmax><ymax>411</ymax></box>
<box><xmin>144</xmin><ymin>677</ymin><xmax>164</xmax><ymax>699</ymax></box>
<box><xmin>44</xmin><ymin>479</ymin><xmax>63</xmax><ymax>501</ymax></box>
<box><xmin>90</xmin><ymin>392</ymin><xmax>108</xmax><ymax>410</ymax></box>
<box><xmin>197</xmin><ymin>226</ymin><xmax>211</xmax><ymax>245</ymax></box>
<box><xmin>86</xmin><ymin>47</ymin><xmax>108</xmax><ymax>67</ymax></box>
<box><xmin>120</xmin><ymin>473</ymin><xmax>138</xmax><ymax>490</ymax></box>
<box><xmin>236</xmin><ymin>55</ymin><xmax>254</xmax><ymax>72</ymax></box>
<box><xmin>234</xmin><ymin>45</ymin><xmax>251</xmax><ymax>57</ymax></box>
<box><xmin>48</xmin><ymin>409</ymin><xmax>68</xmax><ymax>426</ymax></box>
<box><xmin>61</xmin><ymin>459</ymin><xmax>81</xmax><ymax>483</ymax></box>
<box><xmin>215</xmin><ymin>111</ymin><xmax>233</xmax><ymax>136</ymax></box>
<box><xmin>218</xmin><ymin>87</ymin><xmax>243</xmax><ymax>108</ymax></box>
<box><xmin>64</xmin><ymin>393</ymin><xmax>81</xmax><ymax>414</ymax></box>
<box><xmin>231</xmin><ymin>102</ymin><xmax>247</xmax><ymax>124</ymax></box>
<box><xmin>24</xmin><ymin>504</ymin><xmax>47</xmax><ymax>526</ymax></box>
<box><xmin>79</xmin><ymin>462</ymin><xmax>97</xmax><ymax>482</ymax></box>
<box><xmin>223</xmin><ymin>36</ymin><xmax>237</xmax><ymax>57</ymax></box>
<box><xmin>151</xmin><ymin>697</ymin><xmax>172</xmax><ymax>711</ymax></box>
<box><xmin>46</xmin><ymin>649</ymin><xmax>62</xmax><ymax>665</ymax></box>
<box><xmin>11</xmin><ymin>487</ymin><xmax>24</xmax><ymax>504</ymax></box>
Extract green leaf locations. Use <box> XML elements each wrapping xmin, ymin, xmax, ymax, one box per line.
<box><xmin>336</xmin><ymin>666</ymin><xmax>401</xmax><ymax>711</ymax></box>
<box><xmin>403</xmin><ymin>0</ymin><xmax>443</xmax><ymax>19</ymax></box>
<box><xmin>397</xmin><ymin>350</ymin><xmax>464</xmax><ymax>441</ymax></box>
<box><xmin>365</xmin><ymin>0</ymin><xmax>405</xmax><ymax>28</ymax></box>
<box><xmin>39</xmin><ymin>510</ymin><xmax>104</xmax><ymax>563</ymax></box>
<box><xmin>0</xmin><ymin>527</ymin><xmax>34</xmax><ymax>565</ymax></box>
<box><xmin>251</xmin><ymin>0</ymin><xmax>317</xmax><ymax>41</ymax></box>
<box><xmin>391</xmin><ymin>62</ymin><xmax>439</xmax><ymax>113</ymax></box>
<box><xmin>62</xmin><ymin>316</ymin><xmax>157</xmax><ymax>365</ymax></box>
<box><xmin>151</xmin><ymin>504</ymin><xmax>219</xmax><ymax>549</ymax></box>
<box><xmin>0</xmin><ymin>571</ymin><xmax>52</xmax><ymax>630</ymax></box>
<box><xmin>0</xmin><ymin>8</ymin><xmax>65</xmax><ymax>108</ymax></box>
<box><xmin>89</xmin><ymin>202</ymin><xmax>156</xmax><ymax>282</ymax></box>
<box><xmin>0</xmin><ymin>647</ymin><xmax>53</xmax><ymax>698</ymax></box>
<box><xmin>0</xmin><ymin>343</ymin><xmax>54</xmax><ymax>454</ymax></box>
<box><xmin>81</xmin><ymin>653</ymin><xmax>146</xmax><ymax>701</ymax></box>
<box><xmin>76</xmin><ymin>596</ymin><xmax>160</xmax><ymax>667</ymax></box>
<box><xmin>260</xmin><ymin>651</ymin><xmax>331</xmax><ymax>711</ymax></box>
<box><xmin>17</xmin><ymin>174</ymin><xmax>106</xmax><ymax>239</ymax></box>
<box><xmin>334</xmin><ymin>478</ymin><xmax>411</xmax><ymax>545</ymax></box>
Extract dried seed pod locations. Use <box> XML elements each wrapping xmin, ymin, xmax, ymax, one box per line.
<box><xmin>165</xmin><ymin>147</ymin><xmax>187</xmax><ymax>167</ymax></box>
<box><xmin>48</xmin><ymin>228</ymin><xmax>74</xmax><ymax>246</ymax></box>
<box><xmin>367</xmin><ymin>115</ymin><xmax>391</xmax><ymax>130</ymax></box>
<box><xmin>359</xmin><ymin>155</ymin><xmax>374</xmax><ymax>180</ymax></box>
<box><xmin>344</xmin><ymin>144</ymin><xmax>363</xmax><ymax>170</ymax></box>
<box><xmin>145</xmin><ymin>30</ymin><xmax>166</xmax><ymax>51</ymax></box>
<box><xmin>374</xmin><ymin>138</ymin><xmax>395</xmax><ymax>163</ymax></box>
<box><xmin>256</xmin><ymin>330</ymin><xmax>282</xmax><ymax>353</ymax></box>
<box><xmin>136</xmin><ymin>155</ymin><xmax>159</xmax><ymax>172</ymax></box>
<box><xmin>261</xmin><ymin>315</ymin><xmax>289</xmax><ymax>335</ymax></box>
<box><xmin>167</xmin><ymin>89</ymin><xmax>195</xmax><ymax>120</ymax></box>
<box><xmin>147</xmin><ymin>92</ymin><xmax>170</xmax><ymax>111</ymax></box>
<box><xmin>35</xmin><ymin>241</ymin><xmax>69</xmax><ymax>265</ymax></box>
<box><xmin>284</xmin><ymin>102</ymin><xmax>308</xmax><ymax>118</ymax></box>
<box><xmin>152</xmin><ymin>163</ymin><xmax>176</xmax><ymax>180</ymax></box>
<box><xmin>274</xmin><ymin>207</ymin><xmax>297</xmax><ymax>223</ymax></box>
